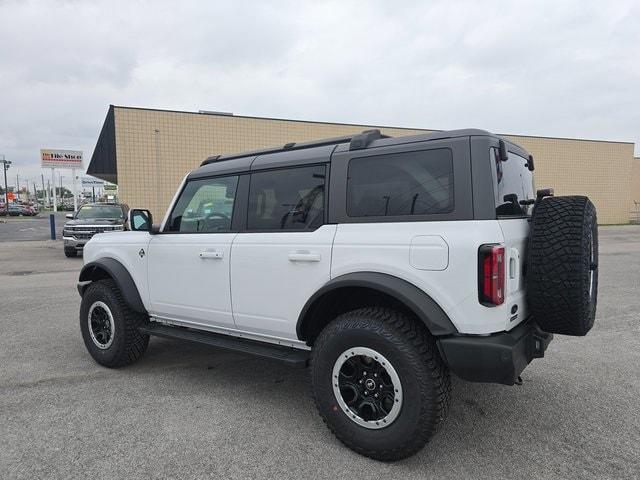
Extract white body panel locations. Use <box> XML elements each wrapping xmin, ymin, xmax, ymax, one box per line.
<box><xmin>147</xmin><ymin>233</ymin><xmax>236</xmax><ymax>328</ymax></box>
<box><xmin>85</xmin><ymin>218</ymin><xmax>526</xmax><ymax>339</ymax></box>
<box><xmin>229</xmin><ymin>225</ymin><xmax>337</xmax><ymax>339</ymax></box>
<box><xmin>331</xmin><ymin>221</ymin><xmax>519</xmax><ymax>334</ymax></box>
<box><xmin>84</xmin><ymin>218</ymin><xmax>526</xmax><ymax>341</ymax></box>
<box><xmin>83</xmin><ymin>231</ymin><xmax>151</xmax><ymax>306</ymax></box>
<box><xmin>498</xmin><ymin>218</ymin><xmax>530</xmax><ymax>328</ymax></box>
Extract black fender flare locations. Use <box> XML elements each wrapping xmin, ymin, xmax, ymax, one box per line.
<box><xmin>296</xmin><ymin>272</ymin><xmax>457</xmax><ymax>340</ymax></box>
<box><xmin>78</xmin><ymin>258</ymin><xmax>146</xmax><ymax>314</ymax></box>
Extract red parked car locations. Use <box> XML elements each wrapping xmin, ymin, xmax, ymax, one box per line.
<box><xmin>21</xmin><ymin>205</ymin><xmax>38</xmax><ymax>216</ymax></box>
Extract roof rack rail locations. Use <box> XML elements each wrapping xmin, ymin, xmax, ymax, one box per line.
<box><xmin>199</xmin><ymin>129</ymin><xmax>392</xmax><ymax>167</ymax></box>
<box><xmin>349</xmin><ymin>129</ymin><xmax>388</xmax><ymax>150</ymax></box>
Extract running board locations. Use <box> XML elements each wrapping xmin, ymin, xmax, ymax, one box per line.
<box><xmin>139</xmin><ymin>323</ymin><xmax>310</xmax><ymax>368</ymax></box>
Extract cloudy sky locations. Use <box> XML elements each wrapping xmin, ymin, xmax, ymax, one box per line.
<box><xmin>0</xmin><ymin>0</ymin><xmax>638</xmax><ymax>189</ymax></box>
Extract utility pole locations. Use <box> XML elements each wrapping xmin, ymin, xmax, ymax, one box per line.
<box><xmin>59</xmin><ymin>173</ymin><xmax>64</xmax><ymax>206</ymax></box>
<box><xmin>1</xmin><ymin>155</ymin><xmax>11</xmax><ymax>214</ymax></box>
<box><xmin>154</xmin><ymin>129</ymin><xmax>161</xmax><ymax>217</ymax></box>
<box><xmin>41</xmin><ymin>173</ymin><xmax>46</xmax><ymax>206</ymax></box>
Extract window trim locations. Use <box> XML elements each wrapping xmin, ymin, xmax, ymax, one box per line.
<box><xmin>243</xmin><ymin>163</ymin><xmax>329</xmax><ymax>233</ymax></box>
<box><xmin>161</xmin><ymin>173</ymin><xmax>242</xmax><ymax>234</ymax></box>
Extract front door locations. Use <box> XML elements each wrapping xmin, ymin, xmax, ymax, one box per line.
<box><xmin>230</xmin><ymin>164</ymin><xmax>334</xmax><ymax>340</ymax></box>
<box><xmin>147</xmin><ymin>175</ymin><xmax>239</xmax><ymax>328</ymax></box>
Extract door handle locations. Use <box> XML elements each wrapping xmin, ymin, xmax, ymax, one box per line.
<box><xmin>199</xmin><ymin>250</ymin><xmax>223</xmax><ymax>259</ymax></box>
<box><xmin>288</xmin><ymin>251</ymin><xmax>321</xmax><ymax>262</ymax></box>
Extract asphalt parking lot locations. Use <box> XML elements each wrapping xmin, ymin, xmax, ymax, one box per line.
<box><xmin>0</xmin><ymin>212</ymin><xmax>66</xmax><ymax>242</ymax></box>
<box><xmin>1</xmin><ymin>227</ymin><xmax>639</xmax><ymax>480</ymax></box>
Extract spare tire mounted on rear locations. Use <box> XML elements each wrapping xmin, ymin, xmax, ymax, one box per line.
<box><xmin>526</xmin><ymin>195</ymin><xmax>598</xmax><ymax>336</ymax></box>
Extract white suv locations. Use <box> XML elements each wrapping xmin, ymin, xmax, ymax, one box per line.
<box><xmin>78</xmin><ymin>129</ymin><xmax>598</xmax><ymax>460</ymax></box>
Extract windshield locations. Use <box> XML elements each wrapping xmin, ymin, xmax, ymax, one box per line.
<box><xmin>75</xmin><ymin>205</ymin><xmax>124</xmax><ymax>220</ymax></box>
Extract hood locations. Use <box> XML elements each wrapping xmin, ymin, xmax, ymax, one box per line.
<box><xmin>65</xmin><ymin>218</ymin><xmax>124</xmax><ymax>226</ymax></box>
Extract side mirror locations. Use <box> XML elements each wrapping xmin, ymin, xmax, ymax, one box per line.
<box><xmin>65</xmin><ymin>213</ymin><xmax>74</xmax><ymax>219</ymax></box>
<box><xmin>128</xmin><ymin>209</ymin><xmax>154</xmax><ymax>233</ymax></box>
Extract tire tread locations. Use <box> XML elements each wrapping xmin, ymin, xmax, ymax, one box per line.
<box><xmin>311</xmin><ymin>307</ymin><xmax>451</xmax><ymax>461</ymax></box>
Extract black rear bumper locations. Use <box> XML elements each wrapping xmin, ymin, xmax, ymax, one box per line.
<box><xmin>437</xmin><ymin>321</ymin><xmax>553</xmax><ymax>385</ymax></box>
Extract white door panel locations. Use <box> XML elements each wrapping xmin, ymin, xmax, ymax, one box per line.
<box><xmin>231</xmin><ymin>225</ymin><xmax>336</xmax><ymax>339</ymax></box>
<box><xmin>147</xmin><ymin>233</ymin><xmax>236</xmax><ymax>327</ymax></box>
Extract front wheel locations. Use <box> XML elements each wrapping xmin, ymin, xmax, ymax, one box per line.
<box><xmin>79</xmin><ymin>279</ymin><xmax>149</xmax><ymax>368</ymax></box>
<box><xmin>64</xmin><ymin>247</ymin><xmax>77</xmax><ymax>257</ymax></box>
<box><xmin>311</xmin><ymin>307</ymin><xmax>451</xmax><ymax>461</ymax></box>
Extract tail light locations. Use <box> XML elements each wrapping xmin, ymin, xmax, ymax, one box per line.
<box><xmin>478</xmin><ymin>244</ymin><xmax>505</xmax><ymax>306</ymax></box>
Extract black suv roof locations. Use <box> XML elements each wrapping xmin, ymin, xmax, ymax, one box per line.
<box><xmin>189</xmin><ymin>128</ymin><xmax>498</xmax><ymax>180</ymax></box>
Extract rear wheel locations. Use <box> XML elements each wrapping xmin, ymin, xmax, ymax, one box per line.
<box><xmin>79</xmin><ymin>279</ymin><xmax>149</xmax><ymax>367</ymax></box>
<box><xmin>311</xmin><ymin>307</ymin><xmax>450</xmax><ymax>461</ymax></box>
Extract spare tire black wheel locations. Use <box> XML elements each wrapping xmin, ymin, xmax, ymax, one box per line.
<box><xmin>526</xmin><ymin>195</ymin><xmax>598</xmax><ymax>336</ymax></box>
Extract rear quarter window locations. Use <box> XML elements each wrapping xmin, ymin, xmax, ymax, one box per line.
<box><xmin>347</xmin><ymin>149</ymin><xmax>454</xmax><ymax>217</ymax></box>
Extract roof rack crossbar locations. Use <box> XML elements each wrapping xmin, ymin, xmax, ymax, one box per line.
<box><xmin>200</xmin><ymin>129</ymin><xmax>392</xmax><ymax>167</ymax></box>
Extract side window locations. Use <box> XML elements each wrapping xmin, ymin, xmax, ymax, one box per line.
<box><xmin>166</xmin><ymin>176</ymin><xmax>238</xmax><ymax>233</ymax></box>
<box><xmin>347</xmin><ymin>149</ymin><xmax>454</xmax><ymax>217</ymax></box>
<box><xmin>492</xmin><ymin>148</ymin><xmax>535</xmax><ymax>217</ymax></box>
<box><xmin>247</xmin><ymin>165</ymin><xmax>326</xmax><ymax>231</ymax></box>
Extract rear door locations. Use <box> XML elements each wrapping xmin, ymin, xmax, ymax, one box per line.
<box><xmin>490</xmin><ymin>145</ymin><xmax>535</xmax><ymax>328</ymax></box>
<box><xmin>230</xmin><ymin>163</ymin><xmax>334</xmax><ymax>340</ymax></box>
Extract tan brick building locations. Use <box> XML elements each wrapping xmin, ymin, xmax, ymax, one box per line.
<box><xmin>88</xmin><ymin>105</ymin><xmax>637</xmax><ymax>224</ymax></box>
<box><xmin>632</xmin><ymin>158</ymin><xmax>640</xmax><ymax>222</ymax></box>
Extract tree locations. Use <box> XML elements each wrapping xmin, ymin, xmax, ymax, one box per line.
<box><xmin>55</xmin><ymin>187</ymin><xmax>72</xmax><ymax>197</ymax></box>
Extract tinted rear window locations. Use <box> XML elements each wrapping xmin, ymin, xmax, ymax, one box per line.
<box><xmin>492</xmin><ymin>147</ymin><xmax>535</xmax><ymax>217</ymax></box>
<box><xmin>247</xmin><ymin>165</ymin><xmax>325</xmax><ymax>230</ymax></box>
<box><xmin>347</xmin><ymin>149</ymin><xmax>454</xmax><ymax>217</ymax></box>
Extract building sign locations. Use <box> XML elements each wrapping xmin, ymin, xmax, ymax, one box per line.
<box><xmin>41</xmin><ymin>149</ymin><xmax>84</xmax><ymax>169</ymax></box>
<box><xmin>81</xmin><ymin>177</ymin><xmax>104</xmax><ymax>187</ymax></box>
<box><xmin>103</xmin><ymin>184</ymin><xmax>118</xmax><ymax>191</ymax></box>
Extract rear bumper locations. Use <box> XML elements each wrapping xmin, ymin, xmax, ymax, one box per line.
<box><xmin>437</xmin><ymin>320</ymin><xmax>553</xmax><ymax>385</ymax></box>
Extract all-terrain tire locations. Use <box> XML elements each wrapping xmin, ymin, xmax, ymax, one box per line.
<box><xmin>526</xmin><ymin>195</ymin><xmax>598</xmax><ymax>336</ymax></box>
<box><xmin>64</xmin><ymin>248</ymin><xmax>77</xmax><ymax>257</ymax></box>
<box><xmin>79</xmin><ymin>279</ymin><xmax>149</xmax><ymax>367</ymax></box>
<box><xmin>311</xmin><ymin>307</ymin><xmax>451</xmax><ymax>461</ymax></box>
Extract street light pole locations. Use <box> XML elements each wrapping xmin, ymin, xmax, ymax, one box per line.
<box><xmin>1</xmin><ymin>155</ymin><xmax>11</xmax><ymax>215</ymax></box>
<box><xmin>41</xmin><ymin>173</ymin><xmax>46</xmax><ymax>206</ymax></box>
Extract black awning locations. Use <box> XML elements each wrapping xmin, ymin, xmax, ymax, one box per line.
<box><xmin>87</xmin><ymin>105</ymin><xmax>117</xmax><ymax>184</ymax></box>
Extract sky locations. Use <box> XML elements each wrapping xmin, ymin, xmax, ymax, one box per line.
<box><xmin>0</xmin><ymin>0</ymin><xmax>638</xmax><ymax>191</ymax></box>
